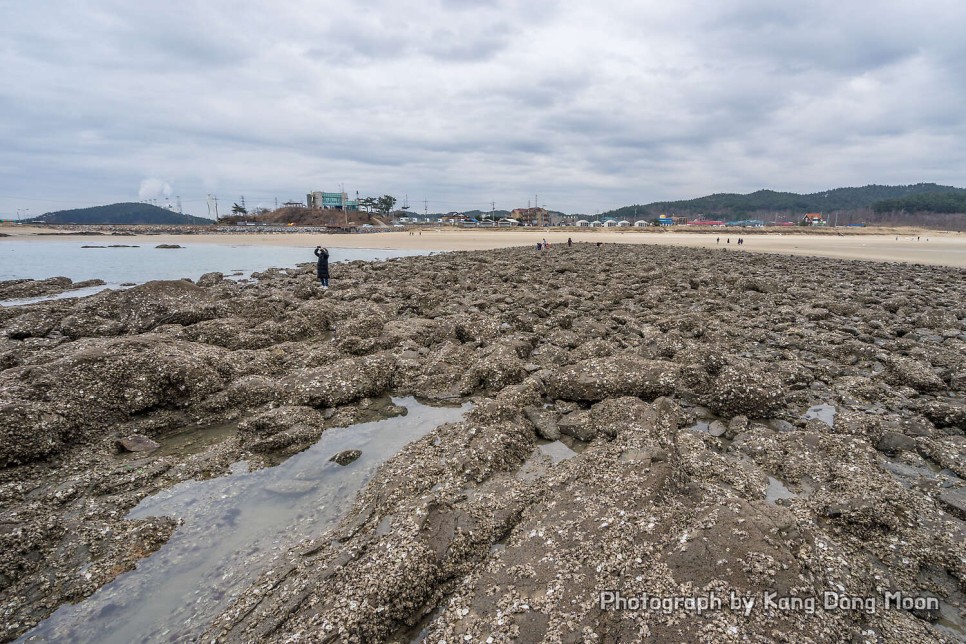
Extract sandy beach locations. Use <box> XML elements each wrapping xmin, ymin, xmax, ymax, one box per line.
<box><xmin>4</xmin><ymin>224</ymin><xmax>966</xmax><ymax>268</ymax></box>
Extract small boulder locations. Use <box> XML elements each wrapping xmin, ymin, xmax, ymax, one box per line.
<box><xmin>875</xmin><ymin>430</ymin><xmax>916</xmax><ymax>455</ymax></box>
<box><xmin>197</xmin><ymin>272</ymin><xmax>225</xmax><ymax>287</ymax></box>
<box><xmin>117</xmin><ymin>434</ymin><xmax>161</xmax><ymax>453</ymax></box>
<box><xmin>708</xmin><ymin>420</ymin><xmax>727</xmax><ymax>437</ymax></box>
<box><xmin>523</xmin><ymin>406</ymin><xmax>561</xmax><ymax>440</ymax></box>
<box><xmin>330</xmin><ymin>449</ymin><xmax>362</xmax><ymax>466</ymax></box>
<box><xmin>703</xmin><ymin>363</ymin><xmax>786</xmax><ymax>418</ymax></box>
<box><xmin>557</xmin><ymin>410</ymin><xmax>596</xmax><ymax>442</ymax></box>
<box><xmin>939</xmin><ymin>488</ymin><xmax>966</xmax><ymax>518</ymax></box>
<box><xmin>884</xmin><ymin>356</ymin><xmax>946</xmax><ymax>393</ymax></box>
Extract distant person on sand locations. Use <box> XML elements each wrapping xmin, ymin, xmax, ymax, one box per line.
<box><xmin>567</xmin><ymin>237</ymin><xmax>573</xmax><ymax>247</ymax></box>
<box><xmin>314</xmin><ymin>246</ymin><xmax>329</xmax><ymax>289</ymax></box>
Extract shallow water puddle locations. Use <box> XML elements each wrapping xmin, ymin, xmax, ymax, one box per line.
<box><xmin>115</xmin><ymin>421</ymin><xmax>239</xmax><ymax>461</ymax></box>
<box><xmin>802</xmin><ymin>403</ymin><xmax>836</xmax><ymax>427</ymax></box>
<box><xmin>19</xmin><ymin>397</ymin><xmax>470</xmax><ymax>644</ymax></box>
<box><xmin>686</xmin><ymin>420</ymin><xmax>711</xmax><ymax>433</ymax></box>
<box><xmin>516</xmin><ymin>440</ymin><xmax>579</xmax><ymax>481</ymax></box>
<box><xmin>539</xmin><ymin>440</ymin><xmax>578</xmax><ymax>463</ymax></box>
<box><xmin>764</xmin><ymin>476</ymin><xmax>798</xmax><ymax>504</ymax></box>
<box><xmin>0</xmin><ymin>284</ymin><xmax>113</xmax><ymax>307</ymax></box>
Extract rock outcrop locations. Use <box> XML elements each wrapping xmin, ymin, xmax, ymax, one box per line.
<box><xmin>0</xmin><ymin>243</ymin><xmax>964</xmax><ymax>643</ymax></box>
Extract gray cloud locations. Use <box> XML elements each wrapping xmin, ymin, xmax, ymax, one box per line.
<box><xmin>2</xmin><ymin>0</ymin><xmax>965</xmax><ymax>217</ymax></box>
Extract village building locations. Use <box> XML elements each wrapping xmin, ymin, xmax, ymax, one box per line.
<box><xmin>307</xmin><ymin>191</ymin><xmax>359</xmax><ymax>211</ymax></box>
<box><xmin>511</xmin><ymin>207</ymin><xmax>549</xmax><ymax>226</ymax></box>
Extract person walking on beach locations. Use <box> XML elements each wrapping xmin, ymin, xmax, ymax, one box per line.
<box><xmin>567</xmin><ymin>237</ymin><xmax>572</xmax><ymax>247</ymax></box>
<box><xmin>314</xmin><ymin>246</ymin><xmax>330</xmax><ymax>289</ymax></box>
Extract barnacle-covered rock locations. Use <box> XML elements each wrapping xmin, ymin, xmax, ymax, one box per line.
<box><xmin>701</xmin><ymin>361</ymin><xmax>786</xmax><ymax>417</ymax></box>
<box><xmin>58</xmin><ymin>280</ymin><xmax>218</xmax><ymax>338</ymax></box>
<box><xmin>282</xmin><ymin>353</ymin><xmax>396</xmax><ymax>407</ymax></box>
<box><xmin>546</xmin><ymin>354</ymin><xmax>678</xmax><ymax>402</ymax></box>
<box><xmin>884</xmin><ymin>355</ymin><xmax>946</xmax><ymax>393</ymax></box>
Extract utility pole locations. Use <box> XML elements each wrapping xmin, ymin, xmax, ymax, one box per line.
<box><xmin>240</xmin><ymin>196</ymin><xmax>246</xmax><ymax>211</ymax></box>
<box><xmin>274</xmin><ymin>197</ymin><xmax>278</xmax><ymax>210</ymax></box>
<box><xmin>424</xmin><ymin>199</ymin><xmax>428</xmax><ymax>217</ymax></box>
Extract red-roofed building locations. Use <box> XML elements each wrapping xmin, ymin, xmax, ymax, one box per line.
<box><xmin>802</xmin><ymin>213</ymin><xmax>825</xmax><ymax>226</ymax></box>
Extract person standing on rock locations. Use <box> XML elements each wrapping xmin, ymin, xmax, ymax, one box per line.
<box><xmin>314</xmin><ymin>246</ymin><xmax>330</xmax><ymax>289</ymax></box>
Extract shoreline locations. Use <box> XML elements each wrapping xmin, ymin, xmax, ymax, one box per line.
<box><xmin>3</xmin><ymin>224</ymin><xmax>966</xmax><ymax>268</ymax></box>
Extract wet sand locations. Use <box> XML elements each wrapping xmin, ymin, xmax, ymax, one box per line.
<box><xmin>5</xmin><ymin>225</ymin><xmax>966</xmax><ymax>268</ymax></box>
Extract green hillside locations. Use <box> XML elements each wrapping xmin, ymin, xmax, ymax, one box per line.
<box><xmin>29</xmin><ymin>202</ymin><xmax>214</xmax><ymax>225</ymax></box>
<box><xmin>604</xmin><ymin>184</ymin><xmax>966</xmax><ymax>219</ymax></box>
<box><xmin>872</xmin><ymin>191</ymin><xmax>966</xmax><ymax>214</ymax></box>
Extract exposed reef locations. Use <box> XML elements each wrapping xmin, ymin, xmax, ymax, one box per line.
<box><xmin>1</xmin><ymin>244</ymin><xmax>964</xmax><ymax>642</ymax></box>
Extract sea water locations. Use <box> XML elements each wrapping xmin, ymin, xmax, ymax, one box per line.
<box><xmin>0</xmin><ymin>239</ymin><xmax>431</xmax><ymax>292</ymax></box>
<box><xmin>19</xmin><ymin>397</ymin><xmax>471</xmax><ymax>644</ymax></box>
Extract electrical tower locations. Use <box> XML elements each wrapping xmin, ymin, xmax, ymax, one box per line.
<box><xmin>207</xmin><ymin>194</ymin><xmax>219</xmax><ymax>221</ymax></box>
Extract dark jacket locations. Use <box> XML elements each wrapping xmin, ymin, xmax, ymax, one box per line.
<box><xmin>314</xmin><ymin>248</ymin><xmax>329</xmax><ymax>278</ymax></box>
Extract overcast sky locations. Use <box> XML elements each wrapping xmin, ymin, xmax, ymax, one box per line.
<box><xmin>2</xmin><ymin>0</ymin><xmax>965</xmax><ymax>218</ymax></box>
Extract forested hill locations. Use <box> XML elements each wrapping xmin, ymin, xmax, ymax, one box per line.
<box><xmin>604</xmin><ymin>183</ymin><xmax>966</xmax><ymax>219</ymax></box>
<box><xmin>28</xmin><ymin>203</ymin><xmax>214</xmax><ymax>225</ymax></box>
<box><xmin>872</xmin><ymin>191</ymin><xmax>966</xmax><ymax>214</ymax></box>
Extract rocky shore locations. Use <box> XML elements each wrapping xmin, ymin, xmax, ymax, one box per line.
<box><xmin>0</xmin><ymin>243</ymin><xmax>964</xmax><ymax>642</ymax></box>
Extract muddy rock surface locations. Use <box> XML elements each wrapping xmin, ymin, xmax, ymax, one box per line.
<box><xmin>1</xmin><ymin>244</ymin><xmax>965</xmax><ymax>642</ymax></box>
<box><xmin>0</xmin><ymin>276</ymin><xmax>105</xmax><ymax>301</ymax></box>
